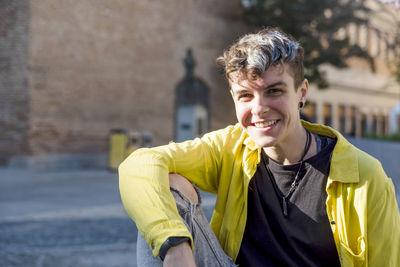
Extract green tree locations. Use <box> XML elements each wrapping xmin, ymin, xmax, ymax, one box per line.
<box><xmin>242</xmin><ymin>0</ymin><xmax>373</xmax><ymax>88</ymax></box>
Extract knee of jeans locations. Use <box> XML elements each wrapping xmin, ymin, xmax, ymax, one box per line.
<box><xmin>169</xmin><ymin>173</ymin><xmax>199</xmax><ymax>204</ymax></box>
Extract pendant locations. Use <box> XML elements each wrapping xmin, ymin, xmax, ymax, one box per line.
<box><xmin>282</xmin><ymin>197</ymin><xmax>288</xmax><ymax>216</ymax></box>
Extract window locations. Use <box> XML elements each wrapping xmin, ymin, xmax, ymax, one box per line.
<box><xmin>361</xmin><ymin>113</ymin><xmax>367</xmax><ymax>137</ymax></box>
<box><xmin>349</xmin><ymin>107</ymin><xmax>357</xmax><ymax>137</ymax></box>
<box><xmin>338</xmin><ymin>105</ymin><xmax>346</xmax><ymax>133</ymax></box>
<box><xmin>302</xmin><ymin>102</ymin><xmax>316</xmax><ymax>123</ymax></box>
<box><xmin>323</xmin><ymin>104</ymin><xmax>332</xmax><ymax>127</ymax></box>
<box><xmin>372</xmin><ymin>114</ymin><xmax>377</xmax><ymax>135</ymax></box>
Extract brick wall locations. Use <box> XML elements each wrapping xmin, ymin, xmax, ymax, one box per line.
<box><xmin>0</xmin><ymin>1</ymin><xmax>31</xmax><ymax>164</ymax></box>
<box><xmin>26</xmin><ymin>0</ymin><xmax>248</xmax><ymax>157</ymax></box>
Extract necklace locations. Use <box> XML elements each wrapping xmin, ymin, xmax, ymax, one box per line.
<box><xmin>265</xmin><ymin>129</ymin><xmax>312</xmax><ymax>216</ymax></box>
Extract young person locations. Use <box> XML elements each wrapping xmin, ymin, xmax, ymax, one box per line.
<box><xmin>119</xmin><ymin>28</ymin><xmax>400</xmax><ymax>266</ymax></box>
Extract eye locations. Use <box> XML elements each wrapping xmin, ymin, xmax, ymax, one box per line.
<box><xmin>237</xmin><ymin>93</ymin><xmax>253</xmax><ymax>102</ymax></box>
<box><xmin>266</xmin><ymin>88</ymin><xmax>283</xmax><ymax>96</ymax></box>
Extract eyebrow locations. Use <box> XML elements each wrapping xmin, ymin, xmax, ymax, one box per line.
<box><xmin>231</xmin><ymin>89</ymin><xmax>249</xmax><ymax>96</ymax></box>
<box><xmin>264</xmin><ymin>81</ymin><xmax>287</xmax><ymax>89</ymax></box>
<box><xmin>232</xmin><ymin>81</ymin><xmax>287</xmax><ymax>94</ymax></box>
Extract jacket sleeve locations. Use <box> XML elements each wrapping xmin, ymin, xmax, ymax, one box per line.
<box><xmin>118</xmin><ymin>127</ymin><xmax>232</xmax><ymax>257</ymax></box>
<box><xmin>366</xmin><ymin>163</ymin><xmax>400</xmax><ymax>266</ymax></box>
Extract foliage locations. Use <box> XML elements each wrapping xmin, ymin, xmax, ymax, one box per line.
<box><xmin>363</xmin><ymin>132</ymin><xmax>400</xmax><ymax>142</ymax></box>
<box><xmin>242</xmin><ymin>0</ymin><xmax>374</xmax><ymax>88</ymax></box>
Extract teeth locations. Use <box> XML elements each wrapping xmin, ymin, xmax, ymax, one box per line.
<box><xmin>254</xmin><ymin>120</ymin><xmax>277</xmax><ymax>128</ymax></box>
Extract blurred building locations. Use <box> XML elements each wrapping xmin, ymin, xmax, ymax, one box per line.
<box><xmin>0</xmin><ymin>0</ymin><xmax>249</xmax><ymax>166</ymax></box>
<box><xmin>303</xmin><ymin>0</ymin><xmax>400</xmax><ymax>137</ymax></box>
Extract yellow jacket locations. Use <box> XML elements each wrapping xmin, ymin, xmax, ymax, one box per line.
<box><xmin>119</xmin><ymin>121</ymin><xmax>400</xmax><ymax>266</ymax></box>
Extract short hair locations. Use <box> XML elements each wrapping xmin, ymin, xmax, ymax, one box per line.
<box><xmin>216</xmin><ymin>27</ymin><xmax>304</xmax><ymax>89</ymax></box>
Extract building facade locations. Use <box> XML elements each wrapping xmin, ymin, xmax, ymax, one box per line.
<box><xmin>0</xmin><ymin>1</ymin><xmax>31</xmax><ymax>165</ymax></box>
<box><xmin>304</xmin><ymin>0</ymin><xmax>400</xmax><ymax>137</ymax></box>
<box><xmin>0</xmin><ymin>0</ymin><xmax>249</xmax><ymax>166</ymax></box>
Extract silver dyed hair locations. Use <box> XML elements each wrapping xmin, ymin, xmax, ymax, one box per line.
<box><xmin>240</xmin><ymin>31</ymin><xmax>299</xmax><ymax>71</ymax></box>
<box><xmin>216</xmin><ymin>27</ymin><xmax>305</xmax><ymax>88</ymax></box>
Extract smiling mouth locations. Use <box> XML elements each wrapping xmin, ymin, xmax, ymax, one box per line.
<box><xmin>253</xmin><ymin>120</ymin><xmax>278</xmax><ymax>128</ymax></box>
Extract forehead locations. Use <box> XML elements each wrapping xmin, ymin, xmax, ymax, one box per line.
<box><xmin>229</xmin><ymin>64</ymin><xmax>294</xmax><ymax>92</ymax></box>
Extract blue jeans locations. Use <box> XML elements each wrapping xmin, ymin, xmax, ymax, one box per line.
<box><xmin>136</xmin><ymin>187</ymin><xmax>236</xmax><ymax>267</ymax></box>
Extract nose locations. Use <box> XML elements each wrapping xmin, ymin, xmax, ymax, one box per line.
<box><xmin>251</xmin><ymin>95</ymin><xmax>269</xmax><ymax>117</ymax></box>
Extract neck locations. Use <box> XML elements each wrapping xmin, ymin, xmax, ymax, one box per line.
<box><xmin>263</xmin><ymin>123</ymin><xmax>315</xmax><ymax>165</ymax></box>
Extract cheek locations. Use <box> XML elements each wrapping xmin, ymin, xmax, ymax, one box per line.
<box><xmin>272</xmin><ymin>99</ymin><xmax>291</xmax><ymax>115</ymax></box>
<box><xmin>234</xmin><ymin>103</ymin><xmax>251</xmax><ymax>124</ymax></box>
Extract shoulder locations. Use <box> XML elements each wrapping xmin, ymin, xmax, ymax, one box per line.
<box><xmin>199</xmin><ymin>123</ymin><xmax>248</xmax><ymax>152</ymax></box>
<box><xmin>120</xmin><ymin>124</ymin><xmax>244</xmax><ymax>167</ymax></box>
<box><xmin>355</xmin><ymin>148</ymin><xmax>384</xmax><ymax>179</ymax></box>
<box><xmin>332</xmin><ymin>138</ymin><xmax>393</xmax><ymax>204</ymax></box>
<box><xmin>303</xmin><ymin>121</ymin><xmax>388</xmax><ymax>185</ymax></box>
<box><xmin>355</xmin><ymin>147</ymin><xmax>389</xmax><ymax>191</ymax></box>
<box><xmin>202</xmin><ymin>123</ymin><xmax>244</xmax><ymax>142</ymax></box>
<box><xmin>310</xmin><ymin>123</ymin><xmax>394</xmax><ymax>200</ymax></box>
<box><xmin>355</xmin><ymin>148</ymin><xmax>394</xmax><ymax>200</ymax></box>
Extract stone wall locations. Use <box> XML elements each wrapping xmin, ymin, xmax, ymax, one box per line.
<box><xmin>26</xmin><ymin>0</ymin><xmax>248</xmax><ymax>157</ymax></box>
<box><xmin>0</xmin><ymin>1</ymin><xmax>31</xmax><ymax>164</ymax></box>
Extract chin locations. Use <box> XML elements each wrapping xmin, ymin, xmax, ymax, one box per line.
<box><xmin>244</xmin><ymin>128</ymin><xmax>278</xmax><ymax>148</ymax></box>
<box><xmin>249</xmin><ymin>134</ymin><xmax>279</xmax><ymax>148</ymax></box>
<box><xmin>256</xmin><ymin>139</ymin><xmax>278</xmax><ymax>148</ymax></box>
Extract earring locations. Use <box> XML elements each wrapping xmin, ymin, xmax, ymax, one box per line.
<box><xmin>298</xmin><ymin>102</ymin><xmax>304</xmax><ymax>109</ymax></box>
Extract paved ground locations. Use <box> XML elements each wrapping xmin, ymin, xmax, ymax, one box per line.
<box><xmin>0</xmin><ymin>169</ymin><xmax>135</xmax><ymax>267</ymax></box>
<box><xmin>0</xmin><ymin>168</ymin><xmax>216</xmax><ymax>267</ymax></box>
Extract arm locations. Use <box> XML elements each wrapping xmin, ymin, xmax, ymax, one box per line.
<box><xmin>366</xmin><ymin>164</ymin><xmax>400</xmax><ymax>266</ymax></box>
<box><xmin>119</xmin><ymin>127</ymin><xmax>231</xmax><ymax>257</ymax></box>
<box><xmin>163</xmin><ymin>241</ymin><xmax>196</xmax><ymax>267</ymax></box>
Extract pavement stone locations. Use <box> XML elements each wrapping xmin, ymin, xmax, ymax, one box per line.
<box><xmin>0</xmin><ymin>167</ymin><xmax>216</xmax><ymax>267</ymax></box>
<box><xmin>0</xmin><ymin>243</ymin><xmax>137</xmax><ymax>267</ymax></box>
<box><xmin>0</xmin><ymin>168</ymin><xmax>140</xmax><ymax>267</ymax></box>
<box><xmin>0</xmin><ymin>218</ymin><xmax>136</xmax><ymax>250</ymax></box>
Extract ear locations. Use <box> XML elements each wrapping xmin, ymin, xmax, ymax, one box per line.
<box><xmin>298</xmin><ymin>78</ymin><xmax>309</xmax><ymax>103</ymax></box>
<box><xmin>230</xmin><ymin>89</ymin><xmax>235</xmax><ymax>100</ymax></box>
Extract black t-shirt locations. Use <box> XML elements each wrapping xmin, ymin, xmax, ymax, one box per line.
<box><xmin>236</xmin><ymin>135</ymin><xmax>340</xmax><ymax>267</ymax></box>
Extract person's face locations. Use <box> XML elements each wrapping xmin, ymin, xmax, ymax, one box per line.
<box><xmin>230</xmin><ymin>64</ymin><xmax>308</xmax><ymax>148</ymax></box>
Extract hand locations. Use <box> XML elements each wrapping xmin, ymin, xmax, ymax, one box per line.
<box><xmin>163</xmin><ymin>241</ymin><xmax>196</xmax><ymax>267</ymax></box>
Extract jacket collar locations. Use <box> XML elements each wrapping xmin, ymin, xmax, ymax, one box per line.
<box><xmin>301</xmin><ymin>121</ymin><xmax>359</xmax><ymax>183</ymax></box>
<box><xmin>241</xmin><ymin>121</ymin><xmax>360</xmax><ymax>183</ymax></box>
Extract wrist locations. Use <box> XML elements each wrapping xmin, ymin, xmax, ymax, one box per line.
<box><xmin>159</xmin><ymin>236</ymin><xmax>190</xmax><ymax>261</ymax></box>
